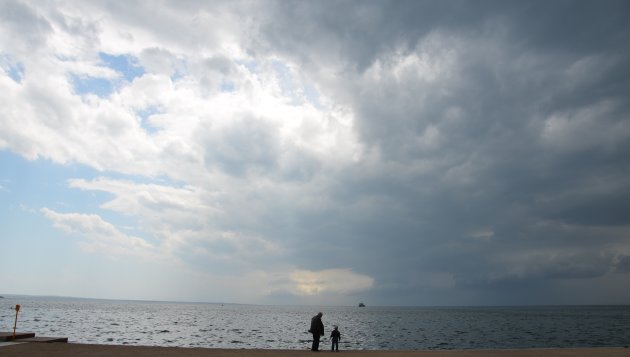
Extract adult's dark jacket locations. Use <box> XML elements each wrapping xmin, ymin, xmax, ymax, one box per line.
<box><xmin>310</xmin><ymin>315</ymin><xmax>324</xmax><ymax>336</ymax></box>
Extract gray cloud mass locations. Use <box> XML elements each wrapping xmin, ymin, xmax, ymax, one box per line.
<box><xmin>250</xmin><ymin>0</ymin><xmax>630</xmax><ymax>304</ymax></box>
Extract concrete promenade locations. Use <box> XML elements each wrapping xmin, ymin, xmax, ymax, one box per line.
<box><xmin>0</xmin><ymin>344</ymin><xmax>628</xmax><ymax>357</ymax></box>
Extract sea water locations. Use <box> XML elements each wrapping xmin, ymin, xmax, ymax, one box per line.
<box><xmin>1</xmin><ymin>296</ymin><xmax>628</xmax><ymax>350</ymax></box>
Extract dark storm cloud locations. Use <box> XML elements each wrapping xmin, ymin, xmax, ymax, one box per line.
<box><xmin>248</xmin><ymin>0</ymin><xmax>630</xmax><ymax>304</ymax></box>
<box><xmin>616</xmin><ymin>255</ymin><xmax>630</xmax><ymax>273</ymax></box>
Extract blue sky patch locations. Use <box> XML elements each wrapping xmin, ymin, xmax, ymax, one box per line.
<box><xmin>236</xmin><ymin>59</ymin><xmax>257</xmax><ymax>72</ymax></box>
<box><xmin>136</xmin><ymin>106</ymin><xmax>163</xmax><ymax>133</ymax></box>
<box><xmin>99</xmin><ymin>52</ymin><xmax>145</xmax><ymax>82</ymax></box>
<box><xmin>0</xmin><ymin>151</ymin><xmax>164</xmax><ymax>246</ymax></box>
<box><xmin>0</xmin><ymin>53</ymin><xmax>24</xmax><ymax>83</ymax></box>
<box><xmin>70</xmin><ymin>53</ymin><xmax>145</xmax><ymax>97</ymax></box>
<box><xmin>170</xmin><ymin>65</ymin><xmax>188</xmax><ymax>82</ymax></box>
<box><xmin>0</xmin><ymin>150</ymin><xmax>109</xmax><ymax>216</ymax></box>
<box><xmin>303</xmin><ymin>82</ymin><xmax>322</xmax><ymax>109</ymax></box>
<box><xmin>271</xmin><ymin>60</ymin><xmax>322</xmax><ymax>107</ymax></box>
<box><xmin>70</xmin><ymin>74</ymin><xmax>114</xmax><ymax>97</ymax></box>
<box><xmin>220</xmin><ymin>80</ymin><xmax>235</xmax><ymax>92</ymax></box>
<box><xmin>272</xmin><ymin>60</ymin><xmax>294</xmax><ymax>97</ymax></box>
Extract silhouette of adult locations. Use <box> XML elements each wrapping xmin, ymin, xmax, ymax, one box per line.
<box><xmin>309</xmin><ymin>312</ymin><xmax>324</xmax><ymax>351</ymax></box>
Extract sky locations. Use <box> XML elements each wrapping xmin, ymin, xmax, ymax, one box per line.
<box><xmin>1</xmin><ymin>0</ymin><xmax>629</xmax><ymax>306</ymax></box>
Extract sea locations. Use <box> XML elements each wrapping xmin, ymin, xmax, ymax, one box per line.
<box><xmin>1</xmin><ymin>296</ymin><xmax>628</xmax><ymax>350</ymax></box>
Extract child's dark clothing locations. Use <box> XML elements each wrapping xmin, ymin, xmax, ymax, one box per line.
<box><xmin>330</xmin><ymin>327</ymin><xmax>341</xmax><ymax>351</ymax></box>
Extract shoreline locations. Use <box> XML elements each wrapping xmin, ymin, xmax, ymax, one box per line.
<box><xmin>0</xmin><ymin>343</ymin><xmax>628</xmax><ymax>357</ymax></box>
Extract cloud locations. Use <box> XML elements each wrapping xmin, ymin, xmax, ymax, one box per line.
<box><xmin>40</xmin><ymin>207</ymin><xmax>159</xmax><ymax>259</ymax></box>
<box><xmin>2</xmin><ymin>0</ymin><xmax>630</xmax><ymax>305</ymax></box>
<box><xmin>614</xmin><ymin>255</ymin><xmax>630</xmax><ymax>273</ymax></box>
<box><xmin>0</xmin><ymin>0</ymin><xmax>52</xmax><ymax>55</ymax></box>
<box><xmin>288</xmin><ymin>269</ymin><xmax>375</xmax><ymax>296</ymax></box>
<box><xmin>138</xmin><ymin>47</ymin><xmax>184</xmax><ymax>76</ymax></box>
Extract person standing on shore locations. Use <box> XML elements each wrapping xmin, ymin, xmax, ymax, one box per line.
<box><xmin>309</xmin><ymin>312</ymin><xmax>324</xmax><ymax>351</ymax></box>
<box><xmin>330</xmin><ymin>325</ymin><xmax>341</xmax><ymax>352</ymax></box>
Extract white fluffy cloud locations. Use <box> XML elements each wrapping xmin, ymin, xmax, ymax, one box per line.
<box><xmin>0</xmin><ymin>1</ymin><xmax>369</xmax><ymax>304</ymax></box>
<box><xmin>40</xmin><ymin>207</ymin><xmax>159</xmax><ymax>259</ymax></box>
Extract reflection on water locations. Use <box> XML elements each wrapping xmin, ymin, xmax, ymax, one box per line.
<box><xmin>1</xmin><ymin>297</ymin><xmax>628</xmax><ymax>350</ymax></box>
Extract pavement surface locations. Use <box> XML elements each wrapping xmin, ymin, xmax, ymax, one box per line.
<box><xmin>0</xmin><ymin>344</ymin><xmax>628</xmax><ymax>357</ymax></box>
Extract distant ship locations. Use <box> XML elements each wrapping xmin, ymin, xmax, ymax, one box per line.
<box><xmin>358</xmin><ymin>302</ymin><xmax>365</xmax><ymax>307</ymax></box>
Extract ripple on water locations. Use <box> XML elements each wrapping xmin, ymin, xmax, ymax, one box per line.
<box><xmin>2</xmin><ymin>299</ymin><xmax>629</xmax><ymax>350</ymax></box>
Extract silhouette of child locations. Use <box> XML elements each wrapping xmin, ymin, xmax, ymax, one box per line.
<box><xmin>330</xmin><ymin>325</ymin><xmax>341</xmax><ymax>351</ymax></box>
